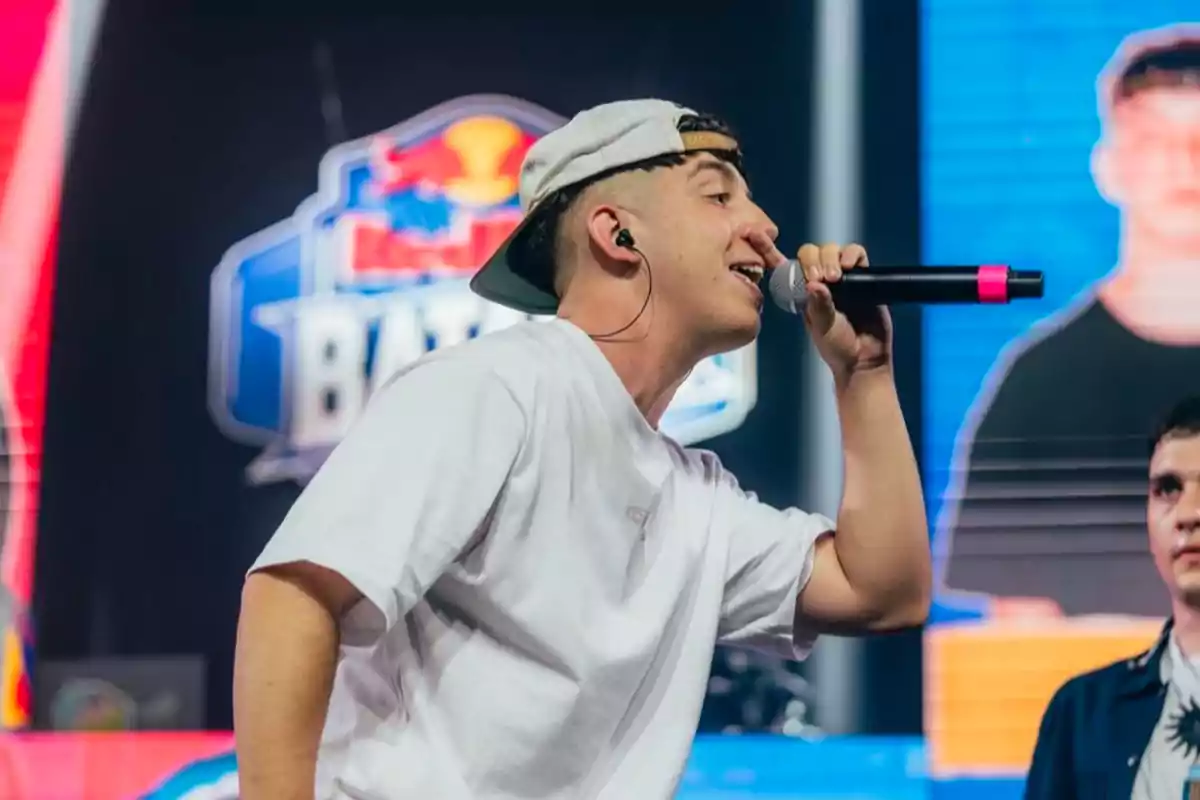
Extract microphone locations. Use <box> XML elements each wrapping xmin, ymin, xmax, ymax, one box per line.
<box><xmin>768</xmin><ymin>261</ymin><xmax>1044</xmax><ymax>314</ymax></box>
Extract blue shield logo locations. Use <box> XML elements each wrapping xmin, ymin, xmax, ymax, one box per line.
<box><xmin>209</xmin><ymin>95</ymin><xmax>757</xmax><ymax>485</ymax></box>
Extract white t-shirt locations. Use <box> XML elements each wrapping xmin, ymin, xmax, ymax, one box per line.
<box><xmin>251</xmin><ymin>317</ymin><xmax>833</xmax><ymax>800</ymax></box>
<box><xmin>1135</xmin><ymin>635</ymin><xmax>1200</xmax><ymax>800</ymax></box>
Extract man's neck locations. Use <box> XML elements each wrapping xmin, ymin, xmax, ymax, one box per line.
<box><xmin>1172</xmin><ymin>606</ymin><xmax>1200</xmax><ymax>658</ymax></box>
<box><xmin>558</xmin><ymin>304</ymin><xmax>699</xmax><ymax>428</ymax></box>
<box><xmin>1099</xmin><ymin>228</ymin><xmax>1200</xmax><ymax>344</ymax></box>
<box><xmin>595</xmin><ymin>333</ymin><xmax>699</xmax><ymax>429</ymax></box>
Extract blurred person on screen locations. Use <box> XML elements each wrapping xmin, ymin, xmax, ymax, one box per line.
<box><xmin>1025</xmin><ymin>396</ymin><xmax>1200</xmax><ymax>799</ymax></box>
<box><xmin>939</xmin><ymin>28</ymin><xmax>1200</xmax><ymax>618</ymax></box>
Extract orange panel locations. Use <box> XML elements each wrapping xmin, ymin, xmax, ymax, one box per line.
<box><xmin>925</xmin><ymin>619</ymin><xmax>1162</xmax><ymax>776</ymax></box>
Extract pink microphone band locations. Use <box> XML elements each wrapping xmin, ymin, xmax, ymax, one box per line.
<box><xmin>977</xmin><ymin>264</ymin><xmax>1010</xmax><ymax>303</ymax></box>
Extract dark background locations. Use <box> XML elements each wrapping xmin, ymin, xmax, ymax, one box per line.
<box><xmin>35</xmin><ymin>0</ymin><xmax>919</xmax><ymax>731</ymax></box>
<box><xmin>859</xmin><ymin>0</ymin><xmax>922</xmax><ymax>734</ymax></box>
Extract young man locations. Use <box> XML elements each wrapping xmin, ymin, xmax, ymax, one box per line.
<box><xmin>1026</xmin><ymin>396</ymin><xmax>1200</xmax><ymax>799</ymax></box>
<box><xmin>940</xmin><ymin>29</ymin><xmax>1200</xmax><ymax>618</ymax></box>
<box><xmin>232</xmin><ymin>99</ymin><xmax>931</xmax><ymax>799</ymax></box>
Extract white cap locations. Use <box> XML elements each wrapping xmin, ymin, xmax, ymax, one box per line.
<box><xmin>470</xmin><ymin>99</ymin><xmax>740</xmax><ymax>314</ymax></box>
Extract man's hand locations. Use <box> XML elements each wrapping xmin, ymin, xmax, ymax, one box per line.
<box><xmin>796</xmin><ymin>243</ymin><xmax>892</xmax><ymax>381</ymax></box>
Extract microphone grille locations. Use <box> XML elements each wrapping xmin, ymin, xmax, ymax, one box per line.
<box><xmin>768</xmin><ymin>259</ymin><xmax>804</xmax><ymax>314</ymax></box>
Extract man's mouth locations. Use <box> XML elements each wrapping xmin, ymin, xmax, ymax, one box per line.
<box><xmin>730</xmin><ymin>263</ymin><xmax>764</xmax><ymax>289</ymax></box>
<box><xmin>1175</xmin><ymin>544</ymin><xmax>1200</xmax><ymax>561</ymax></box>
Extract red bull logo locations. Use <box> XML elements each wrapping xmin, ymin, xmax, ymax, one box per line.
<box><xmin>209</xmin><ymin>95</ymin><xmax>758</xmax><ymax>487</ymax></box>
<box><xmin>344</xmin><ymin>115</ymin><xmax>535</xmax><ymax>284</ymax></box>
<box><xmin>208</xmin><ymin>96</ymin><xmax>567</xmax><ymax>484</ymax></box>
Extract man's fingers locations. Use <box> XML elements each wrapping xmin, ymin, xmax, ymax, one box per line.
<box><xmin>819</xmin><ymin>243</ymin><xmax>842</xmax><ymax>282</ymax></box>
<box><xmin>840</xmin><ymin>243</ymin><xmax>868</xmax><ymax>269</ymax></box>
<box><xmin>799</xmin><ymin>242</ymin><xmax>871</xmax><ymax>282</ymax></box>
<box><xmin>803</xmin><ymin>282</ymin><xmax>836</xmax><ymax>333</ymax></box>
<box><xmin>747</xmin><ymin>229</ymin><xmax>789</xmax><ymax>268</ymax></box>
<box><xmin>797</xmin><ymin>243</ymin><xmax>821</xmax><ymax>283</ymax></box>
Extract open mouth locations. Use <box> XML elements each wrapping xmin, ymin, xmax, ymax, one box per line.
<box><xmin>730</xmin><ymin>263</ymin><xmax>764</xmax><ymax>289</ymax></box>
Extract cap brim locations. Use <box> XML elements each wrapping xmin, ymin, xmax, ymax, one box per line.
<box><xmin>469</xmin><ymin>214</ymin><xmax>560</xmax><ymax>316</ymax></box>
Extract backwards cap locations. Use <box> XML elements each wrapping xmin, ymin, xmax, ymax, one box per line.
<box><xmin>470</xmin><ymin>99</ymin><xmax>739</xmax><ymax>315</ymax></box>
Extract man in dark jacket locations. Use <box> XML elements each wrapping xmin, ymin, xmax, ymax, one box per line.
<box><xmin>1026</xmin><ymin>396</ymin><xmax>1200</xmax><ymax>798</ymax></box>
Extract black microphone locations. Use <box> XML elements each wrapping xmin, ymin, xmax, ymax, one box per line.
<box><xmin>768</xmin><ymin>261</ymin><xmax>1044</xmax><ymax>313</ymax></box>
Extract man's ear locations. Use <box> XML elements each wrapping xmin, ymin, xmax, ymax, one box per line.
<box><xmin>585</xmin><ymin>205</ymin><xmax>641</xmax><ymax>266</ymax></box>
<box><xmin>1091</xmin><ymin>139</ymin><xmax>1123</xmax><ymax>207</ymax></box>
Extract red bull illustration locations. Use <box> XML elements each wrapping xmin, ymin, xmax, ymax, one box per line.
<box><xmin>344</xmin><ymin>115</ymin><xmax>531</xmax><ymax>285</ymax></box>
<box><xmin>209</xmin><ymin>95</ymin><xmax>758</xmax><ymax>486</ymax></box>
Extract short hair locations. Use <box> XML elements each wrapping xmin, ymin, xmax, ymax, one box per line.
<box><xmin>1149</xmin><ymin>395</ymin><xmax>1200</xmax><ymax>457</ymax></box>
<box><xmin>1105</xmin><ymin>33</ymin><xmax>1200</xmax><ymax>113</ymax></box>
<box><xmin>510</xmin><ymin>112</ymin><xmax>744</xmax><ymax>299</ymax></box>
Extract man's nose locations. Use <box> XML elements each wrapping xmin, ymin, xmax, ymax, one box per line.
<box><xmin>743</xmin><ymin>204</ymin><xmax>779</xmax><ymax>243</ymax></box>
<box><xmin>1178</xmin><ymin>483</ymin><xmax>1200</xmax><ymax>529</ymax></box>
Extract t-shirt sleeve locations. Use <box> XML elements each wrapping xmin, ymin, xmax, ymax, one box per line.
<box><xmin>711</xmin><ymin>458</ymin><xmax>834</xmax><ymax>659</ymax></box>
<box><xmin>249</xmin><ymin>356</ymin><xmax>526</xmax><ymax>645</ymax></box>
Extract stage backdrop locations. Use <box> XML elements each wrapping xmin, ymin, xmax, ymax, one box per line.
<box><xmin>38</xmin><ymin>0</ymin><xmax>817</xmax><ymax>733</ymax></box>
<box><xmin>0</xmin><ymin>0</ymin><xmax>67</xmax><ymax>730</ymax></box>
<box><xmin>921</xmin><ymin>0</ymin><xmax>1200</xmax><ymax>795</ymax></box>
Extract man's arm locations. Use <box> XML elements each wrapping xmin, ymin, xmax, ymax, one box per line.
<box><xmin>713</xmin><ymin>364</ymin><xmax>925</xmax><ymax>654</ymax></box>
<box><xmin>797</xmin><ymin>365</ymin><xmax>931</xmax><ymax>633</ymax></box>
<box><xmin>234</xmin><ymin>562</ymin><xmax>359</xmax><ymax>800</ymax></box>
<box><xmin>232</xmin><ymin>358</ymin><xmax>526</xmax><ymax>799</ymax></box>
<box><xmin>1023</xmin><ymin>682</ymin><xmax>1077</xmax><ymax>800</ymax></box>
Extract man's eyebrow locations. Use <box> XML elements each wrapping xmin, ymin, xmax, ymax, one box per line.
<box><xmin>687</xmin><ymin>158</ymin><xmax>751</xmax><ymax>199</ymax></box>
<box><xmin>1148</xmin><ymin>470</ymin><xmax>1200</xmax><ymax>492</ymax></box>
<box><xmin>1151</xmin><ymin>469</ymin><xmax>1200</xmax><ymax>482</ymax></box>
